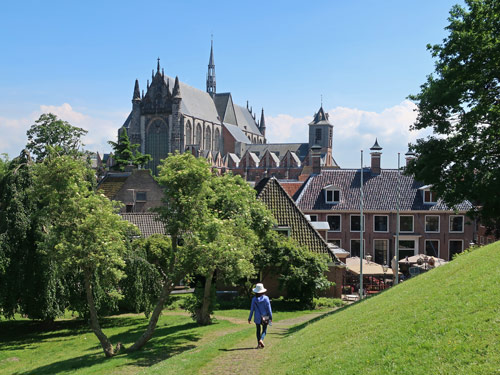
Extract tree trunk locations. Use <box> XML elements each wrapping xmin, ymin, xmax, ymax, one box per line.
<box><xmin>197</xmin><ymin>269</ymin><xmax>214</xmax><ymax>326</ymax></box>
<box><xmin>128</xmin><ymin>234</ymin><xmax>180</xmax><ymax>352</ymax></box>
<box><xmin>128</xmin><ymin>278</ymin><xmax>175</xmax><ymax>352</ymax></box>
<box><xmin>84</xmin><ymin>269</ymin><xmax>117</xmax><ymax>357</ymax></box>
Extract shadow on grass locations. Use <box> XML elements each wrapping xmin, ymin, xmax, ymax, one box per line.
<box><xmin>219</xmin><ymin>347</ymin><xmax>257</xmax><ymax>352</ymax></box>
<box><xmin>284</xmin><ymin>296</ymin><xmax>375</xmax><ymax>336</ymax></box>
<box><xmin>4</xmin><ymin>317</ymin><xmax>209</xmax><ymax>375</ymax></box>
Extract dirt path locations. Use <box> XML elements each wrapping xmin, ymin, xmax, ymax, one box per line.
<box><xmin>200</xmin><ymin>311</ymin><xmax>330</xmax><ymax>375</ymax></box>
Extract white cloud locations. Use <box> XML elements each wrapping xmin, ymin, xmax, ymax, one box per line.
<box><xmin>266</xmin><ymin>100</ymin><xmax>432</xmax><ymax>168</ymax></box>
<box><xmin>0</xmin><ymin>103</ymin><xmax>127</xmax><ymax>158</ymax></box>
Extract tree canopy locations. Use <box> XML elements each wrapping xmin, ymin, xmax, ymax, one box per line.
<box><xmin>26</xmin><ymin>113</ymin><xmax>87</xmax><ymax>161</ymax></box>
<box><xmin>108</xmin><ymin>130</ymin><xmax>151</xmax><ymax>171</ymax></box>
<box><xmin>407</xmin><ymin>0</ymin><xmax>500</xmax><ymax>235</ymax></box>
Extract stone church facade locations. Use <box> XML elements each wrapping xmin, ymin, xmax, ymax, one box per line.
<box><xmin>119</xmin><ymin>42</ymin><xmax>338</xmax><ymax>179</ymax></box>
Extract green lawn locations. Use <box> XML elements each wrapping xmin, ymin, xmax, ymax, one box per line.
<box><xmin>261</xmin><ymin>241</ymin><xmax>500</xmax><ymax>375</ymax></box>
<box><xmin>0</xmin><ymin>302</ymin><xmax>326</xmax><ymax>374</ymax></box>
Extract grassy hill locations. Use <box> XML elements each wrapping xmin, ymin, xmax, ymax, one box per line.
<box><xmin>262</xmin><ymin>242</ymin><xmax>500</xmax><ymax>375</ymax></box>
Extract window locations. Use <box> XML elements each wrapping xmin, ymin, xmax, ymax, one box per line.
<box><xmin>274</xmin><ymin>226</ymin><xmax>291</xmax><ymax>237</ymax></box>
<box><xmin>400</xmin><ymin>215</ymin><xmax>414</xmax><ymax>232</ymax></box>
<box><xmin>374</xmin><ymin>239</ymin><xmax>388</xmax><ymax>265</ymax></box>
<box><xmin>425</xmin><ymin>240</ymin><xmax>440</xmax><ymax>257</ymax></box>
<box><xmin>327</xmin><ymin>215</ymin><xmax>341</xmax><ymax>232</ymax></box>
<box><xmin>125</xmin><ymin>204</ymin><xmax>134</xmax><ymax>213</ymax></box>
<box><xmin>135</xmin><ymin>191</ymin><xmax>147</xmax><ymax>202</ymax></box>
<box><xmin>325</xmin><ymin>189</ymin><xmax>340</xmax><ymax>203</ymax></box>
<box><xmin>449</xmin><ymin>215</ymin><xmax>464</xmax><ymax>232</ymax></box>
<box><xmin>423</xmin><ymin>189</ymin><xmax>437</xmax><ymax>204</ymax></box>
<box><xmin>328</xmin><ymin>239</ymin><xmax>341</xmax><ymax>247</ymax></box>
<box><xmin>350</xmin><ymin>239</ymin><xmax>365</xmax><ymax>257</ymax></box>
<box><xmin>374</xmin><ymin>215</ymin><xmax>388</xmax><ymax>232</ymax></box>
<box><xmin>398</xmin><ymin>240</ymin><xmax>416</xmax><ymax>260</ymax></box>
<box><xmin>350</xmin><ymin>215</ymin><xmax>365</xmax><ymax>232</ymax></box>
<box><xmin>309</xmin><ymin>215</ymin><xmax>318</xmax><ymax>222</ymax></box>
<box><xmin>425</xmin><ymin>215</ymin><xmax>440</xmax><ymax>233</ymax></box>
<box><xmin>449</xmin><ymin>240</ymin><xmax>463</xmax><ymax>259</ymax></box>
<box><xmin>315</xmin><ymin>128</ymin><xmax>322</xmax><ymax>142</ymax></box>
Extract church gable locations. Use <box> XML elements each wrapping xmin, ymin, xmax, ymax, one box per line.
<box><xmin>214</xmin><ymin>93</ymin><xmax>237</xmax><ymax>125</ymax></box>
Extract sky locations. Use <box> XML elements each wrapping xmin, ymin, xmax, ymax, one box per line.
<box><xmin>0</xmin><ymin>0</ymin><xmax>464</xmax><ymax>168</ymax></box>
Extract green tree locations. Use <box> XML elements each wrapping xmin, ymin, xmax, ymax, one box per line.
<box><xmin>407</xmin><ymin>0</ymin><xmax>500</xmax><ymax>235</ymax></box>
<box><xmin>187</xmin><ymin>173</ymin><xmax>273</xmax><ymax>325</ymax></box>
<box><xmin>127</xmin><ymin>152</ymin><xmax>209</xmax><ymax>350</ymax></box>
<box><xmin>255</xmin><ymin>231</ymin><xmax>331</xmax><ymax>308</ymax></box>
<box><xmin>0</xmin><ymin>151</ymin><xmax>69</xmax><ymax>321</ymax></box>
<box><xmin>26</xmin><ymin>113</ymin><xmax>87</xmax><ymax>161</ymax></box>
<box><xmin>34</xmin><ymin>155</ymin><xmax>138</xmax><ymax>357</ymax></box>
<box><xmin>108</xmin><ymin>130</ymin><xmax>151</xmax><ymax>171</ymax></box>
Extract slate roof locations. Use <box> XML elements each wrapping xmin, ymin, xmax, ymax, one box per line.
<box><xmin>296</xmin><ymin>169</ymin><xmax>473</xmax><ymax>212</ymax></box>
<box><xmin>233</xmin><ymin>104</ymin><xmax>261</xmax><ymax>135</ymax></box>
<box><xmin>243</xmin><ymin>143</ymin><xmax>309</xmax><ymax>160</ymax></box>
<box><xmin>255</xmin><ymin>177</ymin><xmax>338</xmax><ymax>262</ymax></box>
<box><xmin>121</xmin><ymin>213</ymin><xmax>165</xmax><ymax>237</ymax></box>
<box><xmin>165</xmin><ymin>76</ymin><xmax>220</xmax><ymax>123</ymax></box>
<box><xmin>224</xmin><ymin>123</ymin><xmax>251</xmax><ymax>143</ymax></box>
<box><xmin>97</xmin><ymin>172</ymin><xmax>132</xmax><ymax>199</ymax></box>
<box><xmin>309</xmin><ymin>106</ymin><xmax>332</xmax><ymax>126</ymax></box>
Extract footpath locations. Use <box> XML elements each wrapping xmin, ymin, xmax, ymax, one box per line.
<box><xmin>200</xmin><ymin>311</ymin><xmax>331</xmax><ymax>375</ymax></box>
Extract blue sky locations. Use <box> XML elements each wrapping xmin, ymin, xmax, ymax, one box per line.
<box><xmin>0</xmin><ymin>0</ymin><xmax>463</xmax><ymax>168</ymax></box>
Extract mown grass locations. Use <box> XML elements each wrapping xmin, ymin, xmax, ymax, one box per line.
<box><xmin>261</xmin><ymin>241</ymin><xmax>500</xmax><ymax>375</ymax></box>
<box><xmin>0</xmin><ymin>297</ymin><xmax>331</xmax><ymax>374</ymax></box>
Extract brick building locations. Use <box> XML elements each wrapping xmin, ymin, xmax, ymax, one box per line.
<box><xmin>294</xmin><ymin>142</ymin><xmax>475</xmax><ymax>262</ymax></box>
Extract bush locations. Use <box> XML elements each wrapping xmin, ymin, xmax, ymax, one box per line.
<box><xmin>313</xmin><ymin>297</ymin><xmax>344</xmax><ymax>309</ymax></box>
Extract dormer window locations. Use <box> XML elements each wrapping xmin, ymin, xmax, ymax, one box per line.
<box><xmin>420</xmin><ymin>185</ymin><xmax>437</xmax><ymax>204</ymax></box>
<box><xmin>324</xmin><ymin>186</ymin><xmax>340</xmax><ymax>204</ymax></box>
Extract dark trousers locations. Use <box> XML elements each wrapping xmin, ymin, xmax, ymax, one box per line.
<box><xmin>256</xmin><ymin>322</ymin><xmax>268</xmax><ymax>342</ymax></box>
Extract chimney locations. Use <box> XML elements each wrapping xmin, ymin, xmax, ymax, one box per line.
<box><xmin>311</xmin><ymin>145</ymin><xmax>322</xmax><ymax>174</ymax></box>
<box><xmin>405</xmin><ymin>150</ymin><xmax>416</xmax><ymax>166</ymax></box>
<box><xmin>370</xmin><ymin>138</ymin><xmax>382</xmax><ymax>175</ymax></box>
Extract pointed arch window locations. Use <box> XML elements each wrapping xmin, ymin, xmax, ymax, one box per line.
<box><xmin>205</xmin><ymin>126</ymin><xmax>212</xmax><ymax>150</ymax></box>
<box><xmin>214</xmin><ymin>128</ymin><xmax>220</xmax><ymax>151</ymax></box>
<box><xmin>185</xmin><ymin>121</ymin><xmax>192</xmax><ymax>145</ymax></box>
<box><xmin>195</xmin><ymin>124</ymin><xmax>202</xmax><ymax>147</ymax></box>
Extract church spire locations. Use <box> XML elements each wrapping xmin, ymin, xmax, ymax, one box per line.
<box><xmin>260</xmin><ymin>108</ymin><xmax>266</xmax><ymax>137</ymax></box>
<box><xmin>132</xmin><ymin>79</ymin><xmax>141</xmax><ymax>102</ymax></box>
<box><xmin>206</xmin><ymin>37</ymin><xmax>216</xmax><ymax>96</ymax></box>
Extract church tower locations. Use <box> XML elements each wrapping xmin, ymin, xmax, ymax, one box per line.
<box><xmin>206</xmin><ymin>38</ymin><xmax>216</xmax><ymax>96</ymax></box>
<box><xmin>308</xmin><ymin>105</ymin><xmax>335</xmax><ymax>167</ymax></box>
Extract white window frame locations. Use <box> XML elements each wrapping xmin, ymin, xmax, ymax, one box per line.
<box><xmin>397</xmin><ymin>238</ymin><xmax>417</xmax><ymax>258</ymax></box>
<box><xmin>425</xmin><ymin>215</ymin><xmax>440</xmax><ymax>233</ymax></box>
<box><xmin>448</xmin><ymin>239</ymin><xmax>464</xmax><ymax>260</ymax></box>
<box><xmin>350</xmin><ymin>239</ymin><xmax>365</xmax><ymax>257</ymax></box>
<box><xmin>449</xmin><ymin>215</ymin><xmax>464</xmax><ymax>233</ymax></box>
<box><xmin>309</xmin><ymin>214</ymin><xmax>318</xmax><ymax>222</ymax></box>
<box><xmin>325</xmin><ymin>188</ymin><xmax>340</xmax><ymax>204</ymax></box>
<box><xmin>424</xmin><ymin>239</ymin><xmax>440</xmax><ymax>258</ymax></box>
<box><xmin>350</xmin><ymin>214</ymin><xmax>365</xmax><ymax>232</ymax></box>
<box><xmin>326</xmin><ymin>214</ymin><xmax>341</xmax><ymax>232</ymax></box>
<box><xmin>373</xmin><ymin>239</ymin><xmax>389</xmax><ymax>265</ymax></box>
<box><xmin>328</xmin><ymin>238</ymin><xmax>341</xmax><ymax>247</ymax></box>
<box><xmin>135</xmin><ymin>191</ymin><xmax>147</xmax><ymax>202</ymax></box>
<box><xmin>373</xmin><ymin>215</ymin><xmax>389</xmax><ymax>233</ymax></box>
<box><xmin>399</xmin><ymin>215</ymin><xmax>414</xmax><ymax>233</ymax></box>
<box><xmin>423</xmin><ymin>189</ymin><xmax>437</xmax><ymax>204</ymax></box>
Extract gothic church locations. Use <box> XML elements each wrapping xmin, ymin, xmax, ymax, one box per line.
<box><xmin>119</xmin><ymin>42</ymin><xmax>338</xmax><ymax>179</ymax></box>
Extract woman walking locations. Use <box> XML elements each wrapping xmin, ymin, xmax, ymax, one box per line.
<box><xmin>248</xmin><ymin>283</ymin><xmax>272</xmax><ymax>349</ymax></box>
